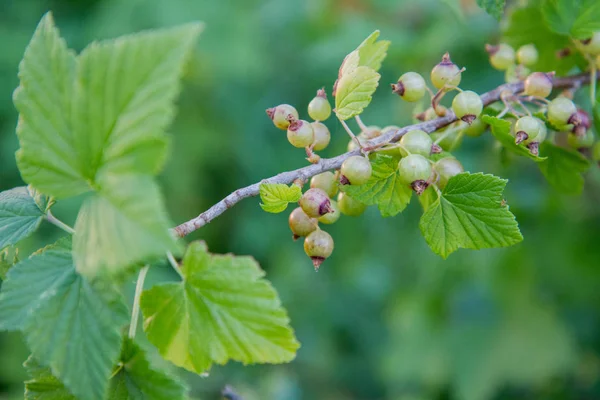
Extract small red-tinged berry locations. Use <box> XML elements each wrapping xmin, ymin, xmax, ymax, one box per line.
<box><xmin>363</xmin><ymin>125</ymin><xmax>382</xmax><ymax>139</ymax></box>
<box><xmin>451</xmin><ymin>90</ymin><xmax>483</xmax><ymax>124</ymax></box>
<box><xmin>486</xmin><ymin>43</ymin><xmax>515</xmax><ymax>71</ymax></box>
<box><xmin>547</xmin><ymin>97</ymin><xmax>577</xmax><ymax>129</ymax></box>
<box><xmin>311</xmin><ymin>121</ymin><xmax>331</xmax><ymax>151</ymax></box>
<box><xmin>463</xmin><ymin>118</ymin><xmax>488</xmax><ymax>137</ymax></box>
<box><xmin>318</xmin><ymin>200</ymin><xmax>340</xmax><ymax>224</ymax></box>
<box><xmin>266</xmin><ymin>104</ymin><xmax>299</xmax><ymax>130</ymax></box>
<box><xmin>308</xmin><ymin>88</ymin><xmax>332</xmax><ymax>121</ymax></box>
<box><xmin>524</xmin><ymin>72</ymin><xmax>554</xmax><ymax>98</ymax></box>
<box><xmin>592</xmin><ymin>142</ymin><xmax>600</xmax><ymax>165</ymax></box>
<box><xmin>398</xmin><ymin>154</ymin><xmax>433</xmax><ymax>194</ymax></box>
<box><xmin>572</xmin><ymin>109</ymin><xmax>591</xmax><ymax>136</ymax></box>
<box><xmin>299</xmin><ymin>188</ymin><xmax>333</xmax><ymax>218</ymax></box>
<box><xmin>567</xmin><ymin>130</ymin><xmax>595</xmax><ymax>150</ymax></box>
<box><xmin>337</xmin><ymin>192</ymin><xmax>367</xmax><ymax>217</ymax></box>
<box><xmin>340</xmin><ymin>156</ymin><xmax>372</xmax><ymax>185</ymax></box>
<box><xmin>391</xmin><ymin>72</ymin><xmax>426</xmax><ymax>102</ymax></box>
<box><xmin>431</xmin><ymin>53</ymin><xmax>462</xmax><ymax>89</ymax></box>
<box><xmin>514</xmin><ymin>116</ymin><xmax>542</xmax><ymax>145</ymax></box>
<box><xmin>310</xmin><ymin>171</ymin><xmax>338</xmax><ymax>198</ymax></box>
<box><xmin>304</xmin><ymin>229</ymin><xmax>334</xmax><ymax>271</ymax></box>
<box><xmin>400</xmin><ymin>129</ymin><xmax>433</xmax><ymax>157</ymax></box>
<box><xmin>289</xmin><ymin>207</ymin><xmax>317</xmax><ymax>240</ymax></box>
<box><xmin>287</xmin><ymin>119</ymin><xmax>314</xmax><ymax>148</ymax></box>
<box><xmin>434</xmin><ymin>157</ymin><xmax>464</xmax><ymax>189</ymax></box>
<box><xmin>516</xmin><ymin>44</ymin><xmax>539</xmax><ymax>66</ymax></box>
<box><xmin>575</xmin><ymin>32</ymin><xmax>600</xmax><ymax>55</ymax></box>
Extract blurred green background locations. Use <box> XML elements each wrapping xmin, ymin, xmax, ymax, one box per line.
<box><xmin>2</xmin><ymin>0</ymin><xmax>600</xmax><ymax>399</ymax></box>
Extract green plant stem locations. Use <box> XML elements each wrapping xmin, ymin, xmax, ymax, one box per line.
<box><xmin>128</xmin><ymin>265</ymin><xmax>149</xmax><ymax>339</ymax></box>
<box><xmin>591</xmin><ymin>64</ymin><xmax>597</xmax><ymax>104</ymax></box>
<box><xmin>46</xmin><ymin>210</ymin><xmax>75</xmax><ymax>235</ymax></box>
<box><xmin>167</xmin><ymin>251</ymin><xmax>184</xmax><ymax>279</ymax></box>
<box><xmin>339</xmin><ymin>117</ymin><xmax>363</xmax><ymax>149</ymax></box>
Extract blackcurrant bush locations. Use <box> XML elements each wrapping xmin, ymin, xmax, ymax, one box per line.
<box><xmin>463</xmin><ymin>118</ymin><xmax>488</xmax><ymax>137</ymax></box>
<box><xmin>398</xmin><ymin>154</ymin><xmax>433</xmax><ymax>194</ymax></box>
<box><xmin>266</xmin><ymin>104</ymin><xmax>299</xmax><ymax>130</ymax></box>
<box><xmin>516</xmin><ymin>44</ymin><xmax>539</xmax><ymax>66</ymax></box>
<box><xmin>391</xmin><ymin>72</ymin><xmax>426</xmax><ymax>102</ymax></box>
<box><xmin>304</xmin><ymin>229</ymin><xmax>334</xmax><ymax>270</ymax></box>
<box><xmin>337</xmin><ymin>192</ymin><xmax>367</xmax><ymax>217</ymax></box>
<box><xmin>287</xmin><ymin>119</ymin><xmax>314</xmax><ymax>148</ymax></box>
<box><xmin>567</xmin><ymin>130</ymin><xmax>594</xmax><ymax>149</ymax></box>
<box><xmin>318</xmin><ymin>199</ymin><xmax>340</xmax><ymax>224</ymax></box>
<box><xmin>310</xmin><ymin>171</ymin><xmax>338</xmax><ymax>198</ymax></box>
<box><xmin>434</xmin><ymin>157</ymin><xmax>464</xmax><ymax>189</ymax></box>
<box><xmin>311</xmin><ymin>121</ymin><xmax>331</xmax><ymax>151</ymax></box>
<box><xmin>400</xmin><ymin>129</ymin><xmax>433</xmax><ymax>157</ymax></box>
<box><xmin>451</xmin><ymin>90</ymin><xmax>483</xmax><ymax>124</ymax></box>
<box><xmin>431</xmin><ymin>53</ymin><xmax>462</xmax><ymax>89</ymax></box>
<box><xmin>308</xmin><ymin>88</ymin><xmax>332</xmax><ymax>121</ymax></box>
<box><xmin>575</xmin><ymin>32</ymin><xmax>600</xmax><ymax>55</ymax></box>
<box><xmin>299</xmin><ymin>188</ymin><xmax>333</xmax><ymax>218</ymax></box>
<box><xmin>524</xmin><ymin>72</ymin><xmax>553</xmax><ymax>98</ymax></box>
<box><xmin>340</xmin><ymin>156</ymin><xmax>372</xmax><ymax>185</ymax></box>
<box><xmin>547</xmin><ymin>97</ymin><xmax>577</xmax><ymax>129</ymax></box>
<box><xmin>289</xmin><ymin>207</ymin><xmax>318</xmax><ymax>240</ymax></box>
<box><xmin>514</xmin><ymin>116</ymin><xmax>542</xmax><ymax>145</ymax></box>
<box><xmin>486</xmin><ymin>43</ymin><xmax>515</xmax><ymax>70</ymax></box>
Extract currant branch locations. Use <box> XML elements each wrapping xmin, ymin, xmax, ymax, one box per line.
<box><xmin>173</xmin><ymin>71</ymin><xmax>598</xmax><ymax>238</ymax></box>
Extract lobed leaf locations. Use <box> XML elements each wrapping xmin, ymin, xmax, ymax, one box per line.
<box><xmin>538</xmin><ymin>142</ymin><xmax>591</xmax><ymax>195</ymax></box>
<box><xmin>24</xmin><ymin>356</ymin><xmax>75</xmax><ymax>400</ymax></box>
<box><xmin>356</xmin><ymin>30</ymin><xmax>390</xmax><ymax>72</ymax></box>
<box><xmin>0</xmin><ymin>187</ymin><xmax>46</xmax><ymax>249</ymax></box>
<box><xmin>335</xmin><ymin>66</ymin><xmax>380</xmax><ymax>121</ymax></box>
<box><xmin>541</xmin><ymin>0</ymin><xmax>600</xmax><ymax>39</ymax></box>
<box><xmin>476</xmin><ymin>0</ymin><xmax>506</xmax><ymax>20</ymax></box>
<box><xmin>259</xmin><ymin>183</ymin><xmax>302</xmax><ymax>214</ymax></box>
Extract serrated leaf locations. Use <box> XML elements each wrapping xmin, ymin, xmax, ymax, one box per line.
<box><xmin>0</xmin><ymin>238</ymin><xmax>128</xmax><ymax>400</ymax></box>
<box><xmin>73</xmin><ymin>174</ymin><xmax>180</xmax><ymax>278</ymax></box>
<box><xmin>419</xmin><ymin>173</ymin><xmax>523</xmax><ymax>258</ymax></box>
<box><xmin>259</xmin><ymin>183</ymin><xmax>302</xmax><ymax>214</ymax></box>
<box><xmin>141</xmin><ymin>241</ymin><xmax>300</xmax><ymax>374</ymax></box>
<box><xmin>0</xmin><ymin>246</ymin><xmax>19</xmax><ymax>281</ymax></box>
<box><xmin>482</xmin><ymin>115</ymin><xmax>546</xmax><ymax>162</ymax></box>
<box><xmin>541</xmin><ymin>0</ymin><xmax>600</xmax><ymax>39</ymax></box>
<box><xmin>538</xmin><ymin>142</ymin><xmax>591</xmax><ymax>195</ymax></box>
<box><xmin>24</xmin><ymin>356</ymin><xmax>75</xmax><ymax>400</ymax></box>
<box><xmin>335</xmin><ymin>66</ymin><xmax>380</xmax><ymax>121</ymax></box>
<box><xmin>342</xmin><ymin>154</ymin><xmax>411</xmax><ymax>217</ymax></box>
<box><xmin>418</xmin><ymin>186</ymin><xmax>439</xmax><ymax>212</ymax></box>
<box><xmin>107</xmin><ymin>338</ymin><xmax>187</xmax><ymax>400</ymax></box>
<box><xmin>0</xmin><ymin>186</ymin><xmax>45</xmax><ymax>249</ymax></box>
<box><xmin>476</xmin><ymin>0</ymin><xmax>506</xmax><ymax>20</ymax></box>
<box><xmin>356</xmin><ymin>30</ymin><xmax>390</xmax><ymax>72</ymax></box>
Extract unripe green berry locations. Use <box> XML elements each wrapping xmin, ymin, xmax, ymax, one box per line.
<box><xmin>318</xmin><ymin>199</ymin><xmax>340</xmax><ymax>224</ymax></box>
<box><xmin>266</xmin><ymin>104</ymin><xmax>299</xmax><ymax>130</ymax></box>
<box><xmin>299</xmin><ymin>188</ymin><xmax>333</xmax><ymax>218</ymax></box>
<box><xmin>381</xmin><ymin>125</ymin><xmax>400</xmax><ymax>135</ymax></box>
<box><xmin>310</xmin><ymin>171</ymin><xmax>338</xmax><ymax>198</ymax></box>
<box><xmin>423</xmin><ymin>106</ymin><xmax>448</xmax><ymax>121</ymax></box>
<box><xmin>592</xmin><ymin>142</ymin><xmax>600</xmax><ymax>163</ymax></box>
<box><xmin>514</xmin><ymin>116</ymin><xmax>542</xmax><ymax>145</ymax></box>
<box><xmin>431</xmin><ymin>53</ymin><xmax>462</xmax><ymax>89</ymax></box>
<box><xmin>463</xmin><ymin>118</ymin><xmax>488</xmax><ymax>137</ymax></box>
<box><xmin>308</xmin><ymin>88</ymin><xmax>332</xmax><ymax>121</ymax></box>
<box><xmin>486</xmin><ymin>43</ymin><xmax>515</xmax><ymax>71</ymax></box>
<box><xmin>516</xmin><ymin>44</ymin><xmax>539</xmax><ymax>66</ymax></box>
<box><xmin>347</xmin><ymin>133</ymin><xmax>366</xmax><ymax>152</ymax></box>
<box><xmin>567</xmin><ymin>130</ymin><xmax>595</xmax><ymax>149</ymax></box>
<box><xmin>451</xmin><ymin>90</ymin><xmax>483</xmax><ymax>124</ymax></box>
<box><xmin>377</xmin><ymin>126</ymin><xmax>402</xmax><ymax>156</ymax></box>
<box><xmin>398</xmin><ymin>154</ymin><xmax>433</xmax><ymax>194</ymax></box>
<box><xmin>289</xmin><ymin>207</ymin><xmax>317</xmax><ymax>240</ymax></box>
<box><xmin>340</xmin><ymin>156</ymin><xmax>372</xmax><ymax>185</ymax></box>
<box><xmin>337</xmin><ymin>192</ymin><xmax>367</xmax><ymax>217</ymax></box>
<box><xmin>434</xmin><ymin>157</ymin><xmax>464</xmax><ymax>189</ymax></box>
<box><xmin>392</xmin><ymin>72</ymin><xmax>426</xmax><ymax>102</ymax></box>
<box><xmin>524</xmin><ymin>72</ymin><xmax>553</xmax><ymax>98</ymax></box>
<box><xmin>575</xmin><ymin>32</ymin><xmax>600</xmax><ymax>55</ymax></box>
<box><xmin>400</xmin><ymin>129</ymin><xmax>433</xmax><ymax>157</ymax></box>
<box><xmin>287</xmin><ymin>119</ymin><xmax>314</xmax><ymax>148</ymax></box>
<box><xmin>547</xmin><ymin>97</ymin><xmax>577</xmax><ymax>129</ymax></box>
<box><xmin>304</xmin><ymin>229</ymin><xmax>334</xmax><ymax>270</ymax></box>
<box><xmin>311</xmin><ymin>121</ymin><xmax>331</xmax><ymax>151</ymax></box>
<box><xmin>363</xmin><ymin>125</ymin><xmax>382</xmax><ymax>139</ymax></box>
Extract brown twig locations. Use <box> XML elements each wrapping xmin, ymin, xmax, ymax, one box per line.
<box><xmin>172</xmin><ymin>72</ymin><xmax>597</xmax><ymax>237</ymax></box>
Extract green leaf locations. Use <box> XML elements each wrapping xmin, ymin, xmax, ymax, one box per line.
<box><xmin>13</xmin><ymin>13</ymin><xmax>88</xmax><ymax>198</ymax></box>
<box><xmin>538</xmin><ymin>142</ymin><xmax>591</xmax><ymax>195</ymax></box>
<box><xmin>141</xmin><ymin>241</ymin><xmax>299</xmax><ymax>374</ymax></box>
<box><xmin>107</xmin><ymin>338</ymin><xmax>187</xmax><ymax>400</ymax></box>
<box><xmin>73</xmin><ymin>174</ymin><xmax>180</xmax><ymax>278</ymax></box>
<box><xmin>0</xmin><ymin>186</ymin><xmax>45</xmax><ymax>249</ymax></box>
<box><xmin>482</xmin><ymin>115</ymin><xmax>546</xmax><ymax>162</ymax></box>
<box><xmin>342</xmin><ymin>154</ymin><xmax>412</xmax><ymax>217</ymax></box>
<box><xmin>542</xmin><ymin>0</ymin><xmax>600</xmax><ymax>39</ymax></box>
<box><xmin>476</xmin><ymin>0</ymin><xmax>506</xmax><ymax>20</ymax></box>
<box><xmin>259</xmin><ymin>183</ymin><xmax>302</xmax><ymax>213</ymax></box>
<box><xmin>356</xmin><ymin>30</ymin><xmax>390</xmax><ymax>72</ymax></box>
<box><xmin>24</xmin><ymin>356</ymin><xmax>75</xmax><ymax>400</ymax></box>
<box><xmin>418</xmin><ymin>186</ymin><xmax>439</xmax><ymax>212</ymax></box>
<box><xmin>335</xmin><ymin>66</ymin><xmax>380</xmax><ymax>121</ymax></box>
<box><xmin>0</xmin><ymin>246</ymin><xmax>19</xmax><ymax>281</ymax></box>
<box><xmin>419</xmin><ymin>173</ymin><xmax>523</xmax><ymax>258</ymax></box>
<box><xmin>0</xmin><ymin>238</ymin><xmax>128</xmax><ymax>400</ymax></box>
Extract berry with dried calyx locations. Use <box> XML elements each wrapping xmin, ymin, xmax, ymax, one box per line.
<box><xmin>431</xmin><ymin>53</ymin><xmax>462</xmax><ymax>89</ymax></box>
<box><xmin>572</xmin><ymin>109</ymin><xmax>591</xmax><ymax>136</ymax></box>
<box><xmin>567</xmin><ymin>130</ymin><xmax>595</xmax><ymax>150</ymax></box>
<box><xmin>516</xmin><ymin>44</ymin><xmax>539</xmax><ymax>66</ymax></box>
<box><xmin>575</xmin><ymin>32</ymin><xmax>600</xmax><ymax>55</ymax></box>
<box><xmin>398</xmin><ymin>154</ymin><xmax>433</xmax><ymax>194</ymax></box>
<box><xmin>463</xmin><ymin>118</ymin><xmax>488</xmax><ymax>137</ymax></box>
<box><xmin>524</xmin><ymin>72</ymin><xmax>554</xmax><ymax>98</ymax></box>
<box><xmin>391</xmin><ymin>72</ymin><xmax>426</xmax><ymax>102</ymax></box>
<box><xmin>337</xmin><ymin>192</ymin><xmax>367</xmax><ymax>217</ymax></box>
<box><xmin>266</xmin><ymin>104</ymin><xmax>299</xmax><ymax>130</ymax></box>
<box><xmin>400</xmin><ymin>129</ymin><xmax>433</xmax><ymax>157</ymax></box>
<box><xmin>311</xmin><ymin>121</ymin><xmax>331</xmax><ymax>151</ymax></box>
<box><xmin>289</xmin><ymin>207</ymin><xmax>318</xmax><ymax>240</ymax></box>
<box><xmin>308</xmin><ymin>88</ymin><xmax>332</xmax><ymax>121</ymax></box>
<box><xmin>514</xmin><ymin>116</ymin><xmax>542</xmax><ymax>145</ymax></box>
<box><xmin>486</xmin><ymin>43</ymin><xmax>515</xmax><ymax>70</ymax></box>
<box><xmin>310</xmin><ymin>171</ymin><xmax>338</xmax><ymax>198</ymax></box>
<box><xmin>318</xmin><ymin>200</ymin><xmax>340</xmax><ymax>224</ymax></box>
<box><xmin>434</xmin><ymin>157</ymin><xmax>464</xmax><ymax>189</ymax></box>
<box><xmin>299</xmin><ymin>188</ymin><xmax>333</xmax><ymax>218</ymax></box>
<box><xmin>304</xmin><ymin>229</ymin><xmax>334</xmax><ymax>271</ymax></box>
<box><xmin>547</xmin><ymin>97</ymin><xmax>578</xmax><ymax>129</ymax></box>
<box><xmin>525</xmin><ymin>117</ymin><xmax>547</xmax><ymax>156</ymax></box>
<box><xmin>451</xmin><ymin>90</ymin><xmax>483</xmax><ymax>124</ymax></box>
<box><xmin>287</xmin><ymin>119</ymin><xmax>314</xmax><ymax>148</ymax></box>
<box><xmin>340</xmin><ymin>156</ymin><xmax>372</xmax><ymax>185</ymax></box>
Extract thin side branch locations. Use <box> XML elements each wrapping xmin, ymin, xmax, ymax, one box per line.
<box><xmin>173</xmin><ymin>72</ymin><xmax>597</xmax><ymax>237</ymax></box>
